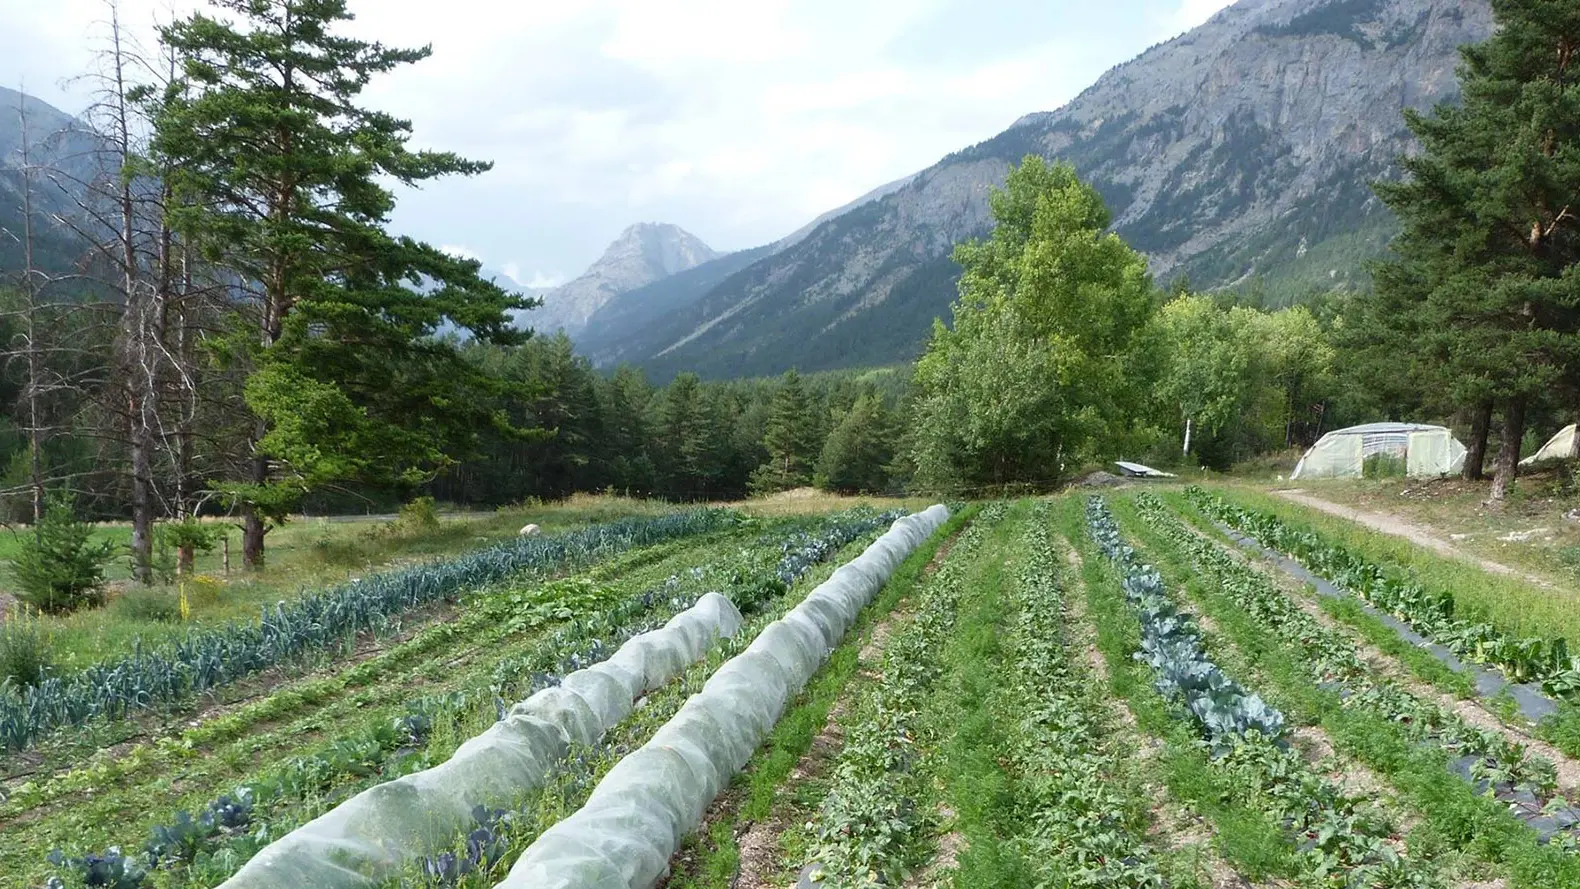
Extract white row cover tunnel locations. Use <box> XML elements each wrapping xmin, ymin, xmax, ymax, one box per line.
<box><xmin>217</xmin><ymin>505</ymin><xmax>949</xmax><ymax>889</ymax></box>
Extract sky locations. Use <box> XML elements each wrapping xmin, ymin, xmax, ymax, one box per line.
<box><xmin>1</xmin><ymin>0</ymin><xmax>1236</xmax><ymax>288</ymax></box>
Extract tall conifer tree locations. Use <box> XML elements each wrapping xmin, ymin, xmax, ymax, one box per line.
<box><xmin>1370</xmin><ymin>0</ymin><xmax>1580</xmax><ymax>500</ymax></box>
<box><xmin>152</xmin><ymin>0</ymin><xmax>530</xmax><ymax>565</ymax></box>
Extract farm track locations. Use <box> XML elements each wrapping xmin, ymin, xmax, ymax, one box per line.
<box><xmin>1270</xmin><ymin>489</ymin><xmax>1555</xmax><ymax>590</ymax></box>
<box><xmin>1</xmin><ymin>527</ymin><xmax>775</xmax><ymax>888</ymax></box>
<box><xmin>1115</xmin><ymin>493</ymin><xmax>1580</xmax><ymax>889</ymax></box>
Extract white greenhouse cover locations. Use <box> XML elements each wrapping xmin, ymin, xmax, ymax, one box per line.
<box><xmin>1521</xmin><ymin>424</ymin><xmax>1579</xmax><ymax>466</ymax></box>
<box><xmin>1290</xmin><ymin>422</ymin><xmax>1466</xmax><ymax>480</ymax></box>
<box><xmin>492</xmin><ymin>504</ymin><xmax>951</xmax><ymax>889</ymax></box>
<box><xmin>216</xmin><ymin>592</ymin><xmax>745</xmax><ymax>889</ymax></box>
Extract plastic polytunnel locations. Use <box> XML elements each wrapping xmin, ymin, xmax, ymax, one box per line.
<box><xmin>215</xmin><ymin>592</ymin><xmax>745</xmax><ymax>889</ymax></box>
<box><xmin>492</xmin><ymin>504</ymin><xmax>951</xmax><ymax>889</ymax></box>
<box><xmin>1290</xmin><ymin>423</ymin><xmax>1466</xmax><ymax>480</ymax></box>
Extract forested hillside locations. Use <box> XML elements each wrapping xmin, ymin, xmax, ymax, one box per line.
<box><xmin>594</xmin><ymin>0</ymin><xmax>1491</xmax><ymax>379</ymax></box>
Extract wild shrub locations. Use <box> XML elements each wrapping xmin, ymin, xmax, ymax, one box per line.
<box><xmin>0</xmin><ymin>612</ymin><xmax>54</xmax><ymax>688</ymax></box>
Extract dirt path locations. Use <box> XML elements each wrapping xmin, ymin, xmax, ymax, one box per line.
<box><xmin>1271</xmin><ymin>489</ymin><xmax>1556</xmax><ymax>590</ymax></box>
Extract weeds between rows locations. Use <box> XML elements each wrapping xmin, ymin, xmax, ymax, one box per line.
<box><xmin>25</xmin><ymin>513</ymin><xmax>893</xmax><ymax>889</ymax></box>
<box><xmin>1113</xmin><ymin>493</ymin><xmax>1580</xmax><ymax>889</ymax></box>
<box><xmin>662</xmin><ymin>503</ymin><xmax>982</xmax><ymax>889</ymax></box>
<box><xmin>1088</xmin><ymin>496</ymin><xmax>1440</xmax><ymax>888</ymax></box>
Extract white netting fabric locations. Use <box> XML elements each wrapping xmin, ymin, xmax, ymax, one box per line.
<box><xmin>492</xmin><ymin>504</ymin><xmax>951</xmax><ymax>889</ymax></box>
<box><xmin>216</xmin><ymin>592</ymin><xmax>744</xmax><ymax>889</ymax></box>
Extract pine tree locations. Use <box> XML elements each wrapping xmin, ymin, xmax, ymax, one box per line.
<box><xmin>150</xmin><ymin>0</ymin><xmax>531</xmax><ymax>565</ymax></box>
<box><xmin>1370</xmin><ymin>0</ymin><xmax>1580</xmax><ymax>501</ymax></box>
<box><xmin>750</xmin><ymin>370</ymin><xmax>820</xmax><ymax>494</ymax></box>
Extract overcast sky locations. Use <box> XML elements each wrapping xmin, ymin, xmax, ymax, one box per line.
<box><xmin>2</xmin><ymin>0</ymin><xmax>1234</xmax><ymax>287</ymax></box>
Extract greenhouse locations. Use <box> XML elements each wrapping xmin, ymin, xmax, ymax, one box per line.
<box><xmin>1290</xmin><ymin>423</ymin><xmax>1466</xmax><ymax>480</ymax></box>
<box><xmin>1520</xmin><ymin>424</ymin><xmax>1579</xmax><ymax>466</ymax></box>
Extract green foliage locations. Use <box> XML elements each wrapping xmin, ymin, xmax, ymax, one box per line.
<box><xmin>108</xmin><ymin>587</ymin><xmax>182</xmax><ymax>624</ymax></box>
<box><xmin>150</xmin><ymin>0</ymin><xmax>535</xmax><ymax>539</ymax></box>
<box><xmin>0</xmin><ymin>613</ymin><xmax>54</xmax><ymax>689</ymax></box>
<box><xmin>1155</xmin><ymin>294</ymin><xmax>1338</xmax><ymax>468</ymax></box>
<box><xmin>749</xmin><ymin>370</ymin><xmax>821</xmax><ymax>495</ymax></box>
<box><xmin>815</xmin><ymin>392</ymin><xmax>895</xmax><ymax>494</ymax></box>
<box><xmin>395</xmin><ymin>497</ymin><xmax>441</xmax><ymax>533</ymax></box>
<box><xmin>9</xmin><ymin>494</ymin><xmax>116</xmax><ymax>614</ymax></box>
<box><xmin>1361</xmin><ymin>3</ymin><xmax>1580</xmax><ymax>480</ymax></box>
<box><xmin>910</xmin><ymin>157</ymin><xmax>1159</xmax><ymax>494</ymax></box>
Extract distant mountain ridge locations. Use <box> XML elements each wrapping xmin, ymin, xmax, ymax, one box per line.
<box><xmin>584</xmin><ymin>0</ymin><xmax>1491</xmax><ymax>381</ymax></box>
<box><xmin>523</xmin><ymin>222</ymin><xmax>719</xmax><ymax>338</ymax></box>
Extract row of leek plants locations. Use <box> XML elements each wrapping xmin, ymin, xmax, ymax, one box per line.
<box><xmin>1088</xmin><ymin>497</ymin><xmax>1441</xmax><ymax>888</ymax></box>
<box><xmin>38</xmin><ymin>510</ymin><xmax>898</xmax><ymax>889</ymax></box>
<box><xmin>0</xmin><ymin>509</ymin><xmax>741</xmax><ymax>753</ymax></box>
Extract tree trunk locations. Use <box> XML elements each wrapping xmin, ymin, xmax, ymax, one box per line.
<box><xmin>177</xmin><ymin>545</ymin><xmax>195</xmax><ymax>576</ymax></box>
<box><xmin>243</xmin><ymin>442</ymin><xmax>268</xmax><ymax>569</ymax></box>
<box><xmin>129</xmin><ymin>406</ymin><xmax>153</xmax><ymax>583</ymax></box>
<box><xmin>1463</xmin><ymin>399</ymin><xmax>1493</xmax><ymax>481</ymax></box>
<box><xmin>1489</xmin><ymin>397</ymin><xmax>1527</xmax><ymax>503</ymax></box>
<box><xmin>1182</xmin><ymin>414</ymin><xmax>1193</xmax><ymax>457</ymax></box>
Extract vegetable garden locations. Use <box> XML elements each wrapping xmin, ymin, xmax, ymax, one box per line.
<box><xmin>14</xmin><ymin>486</ymin><xmax>1580</xmax><ymax>889</ymax></box>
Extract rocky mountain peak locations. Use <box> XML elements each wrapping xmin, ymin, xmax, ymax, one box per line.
<box><xmin>522</xmin><ymin>222</ymin><xmax>720</xmax><ymax>338</ymax></box>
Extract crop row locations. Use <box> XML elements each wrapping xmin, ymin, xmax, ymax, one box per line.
<box><xmin>0</xmin><ymin>509</ymin><xmax>740</xmax><ymax>753</ymax></box>
<box><xmin>1132</xmin><ymin>493</ymin><xmax>1579</xmax><ymax>850</ymax></box>
<box><xmin>39</xmin><ymin>510</ymin><xmax>899</xmax><ymax>889</ymax></box>
<box><xmin>800</xmin><ymin>504</ymin><xmax>1000</xmax><ymax>887</ymax></box>
<box><xmin>1087</xmin><ymin>497</ymin><xmax>1440</xmax><ymax>886</ymax></box>
<box><xmin>387</xmin><ymin>517</ymin><xmax>904</xmax><ymax>889</ymax></box>
<box><xmin>1186</xmin><ymin>487</ymin><xmax>1580</xmax><ymax>700</ymax></box>
<box><xmin>1000</xmin><ymin>507</ymin><xmax>1163</xmax><ymax>887</ymax></box>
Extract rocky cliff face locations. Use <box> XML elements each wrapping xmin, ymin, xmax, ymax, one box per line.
<box><xmin>618</xmin><ymin>0</ymin><xmax>1492</xmax><ymax>380</ymax></box>
<box><xmin>525</xmin><ymin>222</ymin><xmax>720</xmax><ymax>338</ymax></box>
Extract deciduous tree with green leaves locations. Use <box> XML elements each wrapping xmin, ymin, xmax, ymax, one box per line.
<box><xmin>909</xmin><ymin>156</ymin><xmax>1158</xmax><ymax>494</ymax></box>
<box><xmin>151</xmin><ymin>0</ymin><xmax>533</xmax><ymax>566</ymax></box>
<box><xmin>1369</xmin><ymin>0</ymin><xmax>1580</xmax><ymax>501</ymax></box>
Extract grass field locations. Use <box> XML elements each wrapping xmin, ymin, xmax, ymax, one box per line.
<box><xmin>10</xmin><ymin>489</ymin><xmax>1579</xmax><ymax>889</ymax></box>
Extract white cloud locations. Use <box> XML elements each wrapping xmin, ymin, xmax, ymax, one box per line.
<box><xmin>3</xmin><ymin>0</ymin><xmax>1218</xmax><ymax>280</ymax></box>
<box><xmin>1158</xmin><ymin>0</ymin><xmax>1236</xmax><ymax>40</ymax></box>
<box><xmin>439</xmin><ymin>244</ymin><xmax>482</xmax><ymax>262</ymax></box>
<box><xmin>525</xmin><ymin>270</ymin><xmax>568</xmax><ymax>289</ymax></box>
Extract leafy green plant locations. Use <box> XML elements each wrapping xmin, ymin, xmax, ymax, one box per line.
<box><xmin>10</xmin><ymin>494</ymin><xmax>117</xmax><ymax>614</ymax></box>
<box><xmin>108</xmin><ymin>587</ymin><xmax>181</xmax><ymax>623</ymax></box>
<box><xmin>0</xmin><ymin>610</ymin><xmax>54</xmax><ymax>688</ymax></box>
<box><xmin>154</xmin><ymin>519</ymin><xmax>227</xmax><ymax>581</ymax></box>
<box><xmin>45</xmin><ymin>846</ymin><xmax>148</xmax><ymax>889</ymax></box>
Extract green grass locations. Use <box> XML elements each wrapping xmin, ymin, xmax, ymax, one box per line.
<box><xmin>1113</xmin><ymin>496</ymin><xmax>1579</xmax><ymax>889</ymax></box>
<box><xmin>1048</xmin><ymin>496</ymin><xmax>1300</xmax><ymax>882</ymax></box>
<box><xmin>5</xmin><ymin>494</ymin><xmax>689</xmax><ymax>673</ymax></box>
<box><xmin>1208</xmin><ymin>485</ymin><xmax>1580</xmax><ymax>651</ymax></box>
<box><xmin>663</xmin><ymin>503</ymin><xmax>983</xmax><ymax>889</ymax></box>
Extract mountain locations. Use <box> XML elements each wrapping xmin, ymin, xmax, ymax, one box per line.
<box><xmin>521</xmin><ymin>222</ymin><xmax>719</xmax><ymax>338</ymax></box>
<box><xmin>574</xmin><ymin>178</ymin><xmax>919</xmax><ymax>368</ymax></box>
<box><xmin>0</xmin><ymin>87</ymin><xmax>101</xmax><ymax>278</ymax></box>
<box><xmin>620</xmin><ymin>0</ymin><xmax>1492</xmax><ymax>381</ymax></box>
